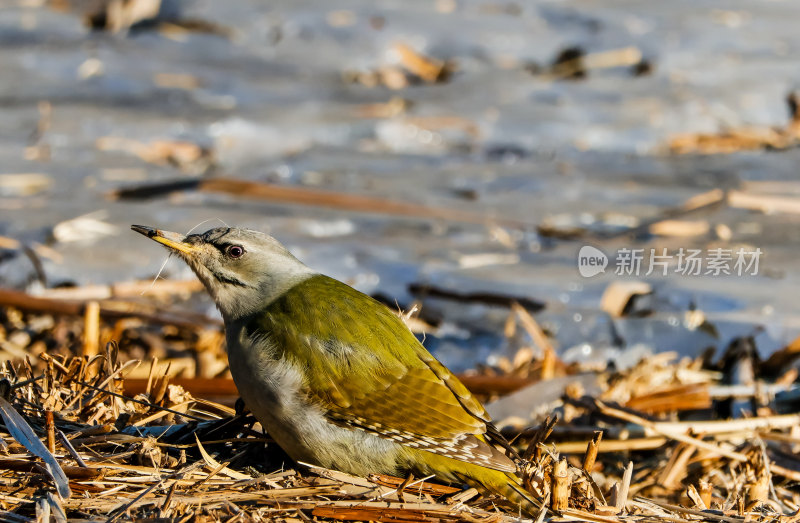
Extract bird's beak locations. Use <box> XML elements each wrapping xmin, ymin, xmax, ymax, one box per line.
<box><xmin>131</xmin><ymin>225</ymin><xmax>197</xmax><ymax>255</ymax></box>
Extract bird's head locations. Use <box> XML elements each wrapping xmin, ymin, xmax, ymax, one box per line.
<box><xmin>132</xmin><ymin>225</ymin><xmax>316</xmax><ymax>321</ymax></box>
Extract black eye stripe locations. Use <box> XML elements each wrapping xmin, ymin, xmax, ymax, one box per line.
<box><xmin>217</xmin><ymin>274</ymin><xmax>247</xmax><ymax>287</ymax></box>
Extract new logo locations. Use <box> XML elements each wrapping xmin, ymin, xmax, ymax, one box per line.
<box><xmin>578</xmin><ymin>245</ymin><xmax>608</xmax><ymax>277</ymax></box>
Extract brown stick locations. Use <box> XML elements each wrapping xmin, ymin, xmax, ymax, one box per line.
<box><xmin>0</xmin><ymin>287</ymin><xmax>84</xmax><ymax>316</ymax></box>
<box><xmin>550</xmin><ymin>458</ymin><xmax>570</xmax><ymax>511</ymax></box>
<box><xmin>312</xmin><ymin>506</ymin><xmax>454</xmax><ymax>522</ymax></box>
<box><xmin>198</xmin><ymin>179</ymin><xmax>512</xmax><ymax>226</ymax></box>
<box><xmin>0</xmin><ymin>287</ymin><xmax>220</xmax><ymax>328</ymax></box>
<box><xmin>0</xmin><ymin>458</ymin><xmax>102</xmax><ymax>480</ymax></box>
<box><xmin>83</xmin><ymin>301</ymin><xmax>101</xmax><ymax>358</ymax></box>
<box><xmin>371</xmin><ymin>474</ymin><xmax>461</xmax><ymax>497</ymax></box>
<box><xmin>625</xmin><ymin>382</ymin><xmax>711</xmax><ymax>414</ymax></box>
<box><xmin>540</xmin><ymin>347</ymin><xmax>556</xmax><ymax>380</ymax></box>
<box><xmin>151</xmin><ymin>363</ymin><xmax>172</xmax><ymax>406</ymax></box>
<box><xmin>618</xmin><ymin>188</ymin><xmax>725</xmax><ymax>240</ymax></box>
<box><xmin>582</xmin><ymin>431</ymin><xmax>603</xmax><ymax>475</ymax></box>
<box><xmin>111</xmin><ymin>177</ymin><xmax>535</xmax><ymax>229</ymax></box>
<box><xmin>728</xmin><ymin>190</ymin><xmax>800</xmax><ymax>215</ymax></box>
<box><xmin>762</xmin><ymin>335</ymin><xmax>800</xmax><ymax>375</ymax></box>
<box><xmin>698</xmin><ymin>479</ymin><xmax>712</xmax><ymax>509</ymax></box>
<box><xmin>770</xmin><ymin>463</ymin><xmax>800</xmax><ymax>482</ymax></box>
<box><xmin>45</xmin><ymin>410</ymin><xmax>56</xmax><ymax>454</ymax></box>
<box><xmin>144</xmin><ymin>358</ymin><xmax>159</xmax><ymax>398</ymax></box>
<box><xmin>394</xmin><ymin>43</ymin><xmax>445</xmax><ymax>83</ymax></box>
<box><xmin>38</xmin><ymin>279</ymin><xmax>204</xmax><ymax>301</ymax></box>
<box><xmin>616</xmin><ymin>461</ymin><xmax>633</xmax><ymax>513</ymax></box>
<box><xmin>555</xmin><ymin>437</ymin><xmax>667</xmax><ymax>454</ymax></box>
<box><xmin>607</xmin><ymin>483</ymin><xmax>620</xmax><ymax>511</ymax></box>
<box><xmin>409</xmin><ymin>283</ymin><xmax>544</xmax><ymax>312</ymax></box>
<box><xmin>595</xmin><ymin>400</ymin><xmax>748</xmax><ymax>461</ymax></box>
<box><xmin>512</xmin><ymin>302</ymin><xmax>554</xmax><ymax>357</ymax></box>
<box><xmin>658</xmin><ymin>443</ymin><xmax>696</xmax><ymax>489</ymax></box>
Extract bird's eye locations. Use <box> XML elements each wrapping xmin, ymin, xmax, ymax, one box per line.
<box><xmin>226</xmin><ymin>245</ymin><xmax>245</xmax><ymax>259</ymax></box>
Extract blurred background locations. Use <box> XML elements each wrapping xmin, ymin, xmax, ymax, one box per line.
<box><xmin>3</xmin><ymin>0</ymin><xmax>800</xmax><ymax>376</ymax></box>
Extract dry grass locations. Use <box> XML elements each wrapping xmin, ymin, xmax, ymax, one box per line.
<box><xmin>0</xmin><ymin>291</ymin><xmax>799</xmax><ymax>522</ymax></box>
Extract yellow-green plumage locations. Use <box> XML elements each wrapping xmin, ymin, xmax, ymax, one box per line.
<box><xmin>131</xmin><ymin>225</ymin><xmax>539</xmax><ymax>516</ymax></box>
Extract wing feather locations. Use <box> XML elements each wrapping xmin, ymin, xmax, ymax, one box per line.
<box><xmin>256</xmin><ymin>274</ymin><xmax>516</xmax><ymax>472</ymax></box>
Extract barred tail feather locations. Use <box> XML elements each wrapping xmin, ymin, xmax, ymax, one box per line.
<box><xmin>489</xmin><ymin>473</ymin><xmax>541</xmax><ymax>518</ymax></box>
<box><xmin>407</xmin><ymin>449</ymin><xmax>541</xmax><ymax>517</ymax></box>
<box><xmin>456</xmin><ymin>469</ymin><xmax>541</xmax><ymax>518</ymax></box>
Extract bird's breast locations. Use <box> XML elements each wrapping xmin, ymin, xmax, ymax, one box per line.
<box><xmin>226</xmin><ymin>325</ymin><xmax>307</xmax><ymax>423</ymax></box>
<box><xmin>224</xmin><ymin>322</ymin><xmax>407</xmax><ymax>476</ymax></box>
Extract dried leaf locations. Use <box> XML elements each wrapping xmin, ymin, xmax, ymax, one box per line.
<box><xmin>194</xmin><ymin>435</ymin><xmax>251</xmax><ymax>480</ymax></box>
<box><xmin>0</xmin><ymin>396</ymin><xmax>71</xmax><ymax>499</ymax></box>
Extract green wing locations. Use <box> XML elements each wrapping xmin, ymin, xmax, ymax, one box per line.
<box><xmin>251</xmin><ymin>274</ymin><xmax>515</xmax><ymax>472</ymax></box>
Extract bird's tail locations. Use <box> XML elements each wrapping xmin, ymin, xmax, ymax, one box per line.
<box><xmin>459</xmin><ymin>468</ymin><xmax>541</xmax><ymax>518</ymax></box>
<box><xmin>407</xmin><ymin>449</ymin><xmax>541</xmax><ymax>516</ymax></box>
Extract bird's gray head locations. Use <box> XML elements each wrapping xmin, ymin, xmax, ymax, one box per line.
<box><xmin>132</xmin><ymin>225</ymin><xmax>316</xmax><ymax>322</ymax></box>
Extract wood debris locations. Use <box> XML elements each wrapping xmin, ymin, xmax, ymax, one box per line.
<box><xmin>546</xmin><ymin>46</ymin><xmax>646</xmax><ymax>80</ymax></box>
<box><xmin>96</xmin><ymin>137</ymin><xmax>214</xmax><ymax>175</ymax></box>
<box><xmin>343</xmin><ymin>42</ymin><xmax>455</xmax><ymax>90</ymax></box>
<box><xmin>84</xmin><ymin>0</ymin><xmax>231</xmax><ymax>37</ymax></box>
<box><xmin>599</xmin><ymin>281</ymin><xmax>652</xmax><ymax>318</ymax></box>
<box><xmin>89</xmin><ymin>0</ymin><xmax>162</xmax><ymax>33</ymax></box>
<box><xmin>648</xmin><ymin>220</ymin><xmax>711</xmax><ymax>238</ymax></box>
<box><xmin>0</xmin><ymin>174</ymin><xmax>51</xmax><ymax>197</ymax></box>
<box><xmin>110</xmin><ymin>176</ymin><xmax>535</xmax><ymax>229</ymax></box>
<box><xmin>0</xmin><ymin>289</ymin><xmax>800</xmax><ymax>521</ymax></box>
<box><xmin>538</xmin><ymin>189</ymin><xmax>725</xmax><ymax>240</ymax></box>
<box><xmin>669</xmin><ymin>91</ymin><xmax>800</xmax><ymax>154</ymax></box>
